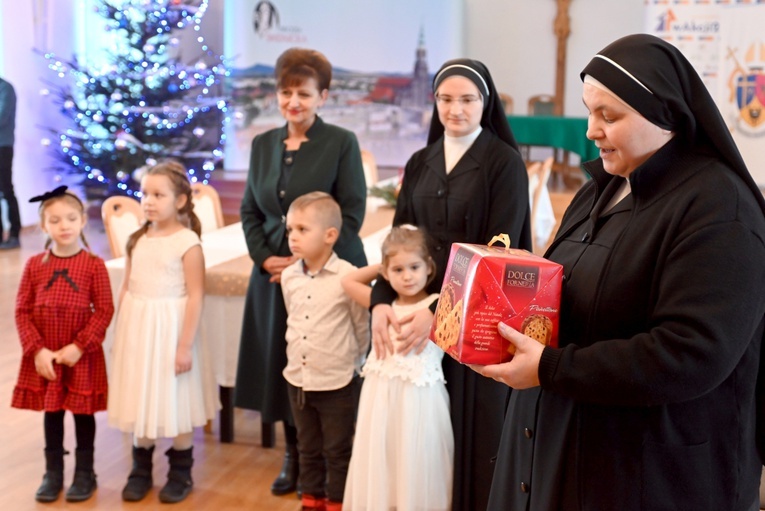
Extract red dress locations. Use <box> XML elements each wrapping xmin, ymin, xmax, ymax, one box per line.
<box><xmin>12</xmin><ymin>250</ymin><xmax>114</xmax><ymax>414</ymax></box>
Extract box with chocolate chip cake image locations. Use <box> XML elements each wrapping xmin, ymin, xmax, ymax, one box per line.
<box><xmin>430</xmin><ymin>236</ymin><xmax>563</xmax><ymax>365</ymax></box>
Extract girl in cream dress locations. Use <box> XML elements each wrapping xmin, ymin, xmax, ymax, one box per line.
<box><xmin>342</xmin><ymin>226</ymin><xmax>453</xmax><ymax>511</ymax></box>
<box><xmin>108</xmin><ymin>162</ymin><xmax>218</xmax><ymax>504</ymax></box>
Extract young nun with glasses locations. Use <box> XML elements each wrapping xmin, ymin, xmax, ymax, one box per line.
<box><xmin>369</xmin><ymin>58</ymin><xmax>532</xmax><ymax>511</ymax></box>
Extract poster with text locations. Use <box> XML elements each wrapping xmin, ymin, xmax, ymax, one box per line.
<box><xmin>644</xmin><ymin>0</ymin><xmax>722</xmax><ymax>93</ymax></box>
<box><xmin>223</xmin><ymin>0</ymin><xmax>463</xmax><ymax>172</ymax></box>
<box><xmin>718</xmin><ymin>5</ymin><xmax>765</xmax><ymax>184</ymax></box>
<box><xmin>645</xmin><ymin>0</ymin><xmax>765</xmax><ymax>184</ymax></box>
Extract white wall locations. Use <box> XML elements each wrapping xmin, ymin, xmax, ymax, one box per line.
<box><xmin>2</xmin><ymin>0</ymin><xmax>644</xmax><ymax>228</ymax></box>
<box><xmin>464</xmin><ymin>0</ymin><xmax>645</xmax><ymax>117</ymax></box>
<box><xmin>0</xmin><ymin>0</ymin><xmax>87</xmax><ymax>228</ymax></box>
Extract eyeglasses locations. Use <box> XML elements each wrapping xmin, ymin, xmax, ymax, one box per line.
<box><xmin>435</xmin><ymin>94</ymin><xmax>482</xmax><ymax>107</ymax></box>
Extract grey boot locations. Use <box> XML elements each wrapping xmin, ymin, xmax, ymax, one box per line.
<box><xmin>66</xmin><ymin>448</ymin><xmax>97</xmax><ymax>502</ymax></box>
<box><xmin>158</xmin><ymin>447</ymin><xmax>193</xmax><ymax>503</ymax></box>
<box><xmin>122</xmin><ymin>445</ymin><xmax>154</xmax><ymax>501</ymax></box>
<box><xmin>35</xmin><ymin>448</ymin><xmax>65</xmax><ymax>503</ymax></box>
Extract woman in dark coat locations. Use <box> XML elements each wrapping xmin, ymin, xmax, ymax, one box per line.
<box><xmin>235</xmin><ymin>48</ymin><xmax>367</xmax><ymax>496</ymax></box>
<box><xmin>478</xmin><ymin>34</ymin><xmax>765</xmax><ymax>511</ymax></box>
<box><xmin>370</xmin><ymin>58</ymin><xmax>531</xmax><ymax>511</ymax></box>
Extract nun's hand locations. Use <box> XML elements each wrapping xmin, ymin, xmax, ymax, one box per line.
<box><xmin>468</xmin><ymin>322</ymin><xmax>544</xmax><ymax>389</ymax></box>
<box><xmin>395</xmin><ymin>308</ymin><xmax>435</xmax><ymax>356</ymax></box>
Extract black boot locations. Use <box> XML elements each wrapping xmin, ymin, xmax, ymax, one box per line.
<box><xmin>270</xmin><ymin>443</ymin><xmax>299</xmax><ymax>496</ymax></box>
<box><xmin>36</xmin><ymin>448</ymin><xmax>65</xmax><ymax>502</ymax></box>
<box><xmin>158</xmin><ymin>447</ymin><xmax>193</xmax><ymax>503</ymax></box>
<box><xmin>65</xmin><ymin>448</ymin><xmax>97</xmax><ymax>502</ymax></box>
<box><xmin>122</xmin><ymin>445</ymin><xmax>154</xmax><ymax>502</ymax></box>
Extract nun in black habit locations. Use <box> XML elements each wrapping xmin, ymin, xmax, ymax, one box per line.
<box><xmin>369</xmin><ymin>58</ymin><xmax>531</xmax><ymax>511</ymax></box>
<box><xmin>478</xmin><ymin>34</ymin><xmax>765</xmax><ymax>511</ymax></box>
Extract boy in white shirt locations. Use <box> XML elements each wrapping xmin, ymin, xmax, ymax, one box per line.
<box><xmin>281</xmin><ymin>191</ymin><xmax>369</xmax><ymax>511</ymax></box>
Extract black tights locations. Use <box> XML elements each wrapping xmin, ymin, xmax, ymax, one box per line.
<box><xmin>284</xmin><ymin>421</ymin><xmax>298</xmax><ymax>447</ymax></box>
<box><xmin>44</xmin><ymin>411</ymin><xmax>96</xmax><ymax>451</ymax></box>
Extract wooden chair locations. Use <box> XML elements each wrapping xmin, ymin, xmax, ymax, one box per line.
<box><xmin>519</xmin><ymin>94</ymin><xmax>556</xmax><ymax>161</ymax></box>
<box><xmin>191</xmin><ymin>182</ymin><xmax>225</xmax><ymax>234</ymax></box>
<box><xmin>499</xmin><ymin>92</ymin><xmax>514</xmax><ymax>115</ymax></box>
<box><xmin>527</xmin><ymin>94</ymin><xmax>557</xmax><ymax>116</ymax></box>
<box><xmin>527</xmin><ymin>157</ymin><xmax>555</xmax><ymax>254</ymax></box>
<box><xmin>527</xmin><ymin>94</ymin><xmax>578</xmax><ymax>185</ymax></box>
<box><xmin>101</xmin><ymin>196</ymin><xmax>144</xmax><ymax>259</ymax></box>
<box><xmin>361</xmin><ymin>149</ymin><xmax>379</xmax><ymax>188</ymax></box>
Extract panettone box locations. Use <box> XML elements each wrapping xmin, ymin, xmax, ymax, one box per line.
<box><xmin>430</xmin><ymin>237</ymin><xmax>563</xmax><ymax>364</ymax></box>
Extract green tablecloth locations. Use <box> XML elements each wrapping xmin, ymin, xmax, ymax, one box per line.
<box><xmin>507</xmin><ymin>115</ymin><xmax>600</xmax><ymax>163</ymax></box>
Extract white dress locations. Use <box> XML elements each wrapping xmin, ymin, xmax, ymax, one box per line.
<box><xmin>108</xmin><ymin>229</ymin><xmax>219</xmax><ymax>439</ymax></box>
<box><xmin>344</xmin><ymin>294</ymin><xmax>454</xmax><ymax>511</ymax></box>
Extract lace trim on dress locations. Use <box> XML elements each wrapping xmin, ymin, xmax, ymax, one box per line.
<box><xmin>361</xmin><ymin>294</ymin><xmax>446</xmax><ymax>387</ymax></box>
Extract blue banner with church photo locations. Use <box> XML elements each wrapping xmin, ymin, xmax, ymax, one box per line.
<box><xmin>223</xmin><ymin>0</ymin><xmax>463</xmax><ymax>172</ymax></box>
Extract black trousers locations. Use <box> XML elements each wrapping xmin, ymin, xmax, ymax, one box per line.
<box><xmin>287</xmin><ymin>378</ymin><xmax>359</xmax><ymax>502</ymax></box>
<box><xmin>0</xmin><ymin>146</ymin><xmax>20</xmax><ymax>239</ymax></box>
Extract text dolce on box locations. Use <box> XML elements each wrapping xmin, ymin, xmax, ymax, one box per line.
<box><xmin>430</xmin><ymin>241</ymin><xmax>563</xmax><ymax>364</ymax></box>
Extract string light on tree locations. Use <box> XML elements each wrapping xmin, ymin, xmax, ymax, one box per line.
<box><xmin>40</xmin><ymin>0</ymin><xmax>230</xmax><ymax>198</ymax></box>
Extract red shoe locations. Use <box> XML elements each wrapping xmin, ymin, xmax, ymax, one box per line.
<box><xmin>325</xmin><ymin>500</ymin><xmax>343</xmax><ymax>511</ymax></box>
<box><xmin>301</xmin><ymin>494</ymin><xmax>326</xmax><ymax>511</ymax></box>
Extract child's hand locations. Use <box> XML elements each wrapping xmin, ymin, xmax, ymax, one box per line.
<box><xmin>55</xmin><ymin>343</ymin><xmax>83</xmax><ymax>367</ymax></box>
<box><xmin>175</xmin><ymin>346</ymin><xmax>193</xmax><ymax>375</ymax></box>
<box><xmin>34</xmin><ymin>348</ymin><xmax>57</xmax><ymax>381</ymax></box>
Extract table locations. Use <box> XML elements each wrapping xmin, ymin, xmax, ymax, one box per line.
<box><xmin>104</xmin><ymin>204</ymin><xmax>395</xmax><ymax>444</ymax></box>
<box><xmin>506</xmin><ymin>115</ymin><xmax>600</xmax><ymax>164</ymax></box>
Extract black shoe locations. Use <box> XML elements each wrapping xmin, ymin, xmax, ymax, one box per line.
<box><xmin>271</xmin><ymin>444</ymin><xmax>299</xmax><ymax>496</ymax></box>
<box><xmin>35</xmin><ymin>472</ymin><xmax>64</xmax><ymax>503</ymax></box>
<box><xmin>0</xmin><ymin>237</ymin><xmax>19</xmax><ymax>250</ymax></box>
<box><xmin>66</xmin><ymin>471</ymin><xmax>97</xmax><ymax>502</ymax></box>
<box><xmin>122</xmin><ymin>446</ymin><xmax>154</xmax><ymax>502</ymax></box>
<box><xmin>158</xmin><ymin>476</ymin><xmax>193</xmax><ymax>503</ymax></box>
<box><xmin>35</xmin><ymin>448</ymin><xmax>64</xmax><ymax>503</ymax></box>
<box><xmin>123</xmin><ymin>474</ymin><xmax>153</xmax><ymax>502</ymax></box>
<box><xmin>158</xmin><ymin>447</ymin><xmax>193</xmax><ymax>503</ymax></box>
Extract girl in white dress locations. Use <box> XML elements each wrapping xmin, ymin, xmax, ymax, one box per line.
<box><xmin>342</xmin><ymin>226</ymin><xmax>454</xmax><ymax>511</ymax></box>
<box><xmin>107</xmin><ymin>161</ymin><xmax>218</xmax><ymax>504</ymax></box>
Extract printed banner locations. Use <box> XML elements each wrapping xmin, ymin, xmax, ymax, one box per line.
<box><xmin>645</xmin><ymin>0</ymin><xmax>765</xmax><ymax>184</ymax></box>
<box><xmin>224</xmin><ymin>0</ymin><xmax>463</xmax><ymax>171</ymax></box>
<box><xmin>718</xmin><ymin>5</ymin><xmax>765</xmax><ymax>183</ymax></box>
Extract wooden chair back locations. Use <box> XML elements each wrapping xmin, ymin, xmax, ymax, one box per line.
<box><xmin>191</xmin><ymin>182</ymin><xmax>225</xmax><ymax>234</ymax></box>
<box><xmin>499</xmin><ymin>92</ymin><xmax>514</xmax><ymax>115</ymax></box>
<box><xmin>361</xmin><ymin>149</ymin><xmax>379</xmax><ymax>188</ymax></box>
<box><xmin>101</xmin><ymin>196</ymin><xmax>143</xmax><ymax>259</ymax></box>
<box><xmin>528</xmin><ymin>94</ymin><xmax>557</xmax><ymax>116</ymax></box>
<box><xmin>527</xmin><ymin>156</ymin><xmax>554</xmax><ymax>253</ymax></box>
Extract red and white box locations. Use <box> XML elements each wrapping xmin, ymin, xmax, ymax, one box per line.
<box><xmin>430</xmin><ymin>238</ymin><xmax>563</xmax><ymax>365</ymax></box>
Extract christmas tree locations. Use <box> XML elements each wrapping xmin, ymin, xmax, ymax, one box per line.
<box><xmin>41</xmin><ymin>0</ymin><xmax>228</xmax><ymax>199</ymax></box>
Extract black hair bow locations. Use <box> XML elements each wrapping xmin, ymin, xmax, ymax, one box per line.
<box><xmin>29</xmin><ymin>185</ymin><xmax>68</xmax><ymax>203</ymax></box>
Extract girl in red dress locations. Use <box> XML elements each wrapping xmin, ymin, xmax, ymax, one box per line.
<box><xmin>12</xmin><ymin>186</ymin><xmax>114</xmax><ymax>503</ymax></box>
